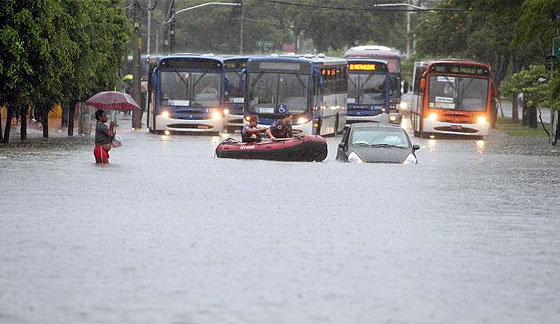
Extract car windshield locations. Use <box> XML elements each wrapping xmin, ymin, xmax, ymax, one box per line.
<box><xmin>249</xmin><ymin>72</ymin><xmax>308</xmax><ymax>114</ymax></box>
<box><xmin>225</xmin><ymin>71</ymin><xmax>244</xmax><ymax>104</ymax></box>
<box><xmin>160</xmin><ymin>70</ymin><xmax>221</xmax><ymax>107</ymax></box>
<box><xmin>348</xmin><ymin>73</ymin><xmax>386</xmax><ymax>105</ymax></box>
<box><xmin>351</xmin><ymin>129</ymin><xmax>410</xmax><ymax>148</ymax></box>
<box><xmin>428</xmin><ymin>75</ymin><xmax>488</xmax><ymax>111</ymax></box>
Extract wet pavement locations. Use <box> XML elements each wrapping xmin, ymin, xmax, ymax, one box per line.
<box><xmin>1</xmin><ymin>116</ymin><xmax>559</xmax><ymax>324</ymax></box>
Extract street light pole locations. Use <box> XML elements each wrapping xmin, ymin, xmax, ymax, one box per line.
<box><xmin>132</xmin><ymin>0</ymin><xmax>143</xmax><ymax>129</ymax></box>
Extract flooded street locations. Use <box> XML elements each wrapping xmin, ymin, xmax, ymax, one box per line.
<box><xmin>1</xmin><ymin>118</ymin><xmax>560</xmax><ymax>324</ymax></box>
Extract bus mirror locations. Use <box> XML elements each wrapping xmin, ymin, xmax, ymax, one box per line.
<box><xmin>403</xmin><ymin>81</ymin><xmax>409</xmax><ymax>94</ymax></box>
<box><xmin>420</xmin><ymin>78</ymin><xmax>426</xmax><ymax>91</ymax></box>
<box><xmin>239</xmin><ymin>68</ymin><xmax>247</xmax><ymax>90</ymax></box>
<box><xmin>314</xmin><ymin>70</ymin><xmax>323</xmax><ymax>85</ymax></box>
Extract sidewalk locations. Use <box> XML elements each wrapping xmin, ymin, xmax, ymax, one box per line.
<box><xmin>499</xmin><ymin>99</ymin><xmax>551</xmax><ymax>123</ymax></box>
<box><xmin>1</xmin><ymin>112</ymin><xmax>135</xmax><ymax>139</ymax></box>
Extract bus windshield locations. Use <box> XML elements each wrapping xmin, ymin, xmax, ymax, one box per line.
<box><xmin>249</xmin><ymin>72</ymin><xmax>308</xmax><ymax>114</ymax></box>
<box><xmin>348</xmin><ymin>74</ymin><xmax>386</xmax><ymax>105</ymax></box>
<box><xmin>160</xmin><ymin>70</ymin><xmax>221</xmax><ymax>107</ymax></box>
<box><xmin>225</xmin><ymin>71</ymin><xmax>244</xmax><ymax>104</ymax></box>
<box><xmin>428</xmin><ymin>76</ymin><xmax>488</xmax><ymax>111</ymax></box>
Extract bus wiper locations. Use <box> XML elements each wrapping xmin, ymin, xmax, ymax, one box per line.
<box><xmin>369</xmin><ymin>144</ymin><xmax>405</xmax><ymax>148</ymax></box>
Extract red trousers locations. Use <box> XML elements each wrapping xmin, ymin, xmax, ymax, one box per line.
<box><xmin>94</xmin><ymin>146</ymin><xmax>110</xmax><ymax>164</ymax></box>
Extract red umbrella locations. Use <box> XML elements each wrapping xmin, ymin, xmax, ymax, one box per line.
<box><xmin>86</xmin><ymin>91</ymin><xmax>141</xmax><ymax>111</ymax></box>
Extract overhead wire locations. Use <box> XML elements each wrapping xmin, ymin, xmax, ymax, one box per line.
<box><xmin>258</xmin><ymin>0</ymin><xmax>474</xmax><ymax>12</ymax></box>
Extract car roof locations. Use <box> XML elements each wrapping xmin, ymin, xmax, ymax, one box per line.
<box><xmin>350</xmin><ymin>122</ymin><xmax>403</xmax><ymax>131</ymax></box>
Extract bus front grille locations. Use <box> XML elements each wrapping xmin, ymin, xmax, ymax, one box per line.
<box><xmin>167</xmin><ymin>124</ymin><xmax>213</xmax><ymax>129</ymax></box>
<box><xmin>434</xmin><ymin>126</ymin><xmax>478</xmax><ymax>134</ymax></box>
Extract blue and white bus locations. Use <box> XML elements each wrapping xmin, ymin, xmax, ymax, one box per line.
<box><xmin>346</xmin><ymin>59</ymin><xmax>391</xmax><ymax>124</ymax></box>
<box><xmin>344</xmin><ymin>46</ymin><xmax>407</xmax><ymax>124</ymax></box>
<box><xmin>223</xmin><ymin>56</ymin><xmax>249</xmax><ymax>133</ymax></box>
<box><xmin>147</xmin><ymin>55</ymin><xmax>224</xmax><ymax>134</ymax></box>
<box><xmin>244</xmin><ymin>54</ymin><xmax>347</xmax><ymax>136</ymax></box>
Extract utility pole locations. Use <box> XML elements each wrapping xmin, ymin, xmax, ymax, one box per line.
<box><xmin>240</xmin><ymin>0</ymin><xmax>244</xmax><ymax>55</ymax></box>
<box><xmin>132</xmin><ymin>0</ymin><xmax>143</xmax><ymax>129</ymax></box>
<box><xmin>406</xmin><ymin>0</ymin><xmax>411</xmax><ymax>59</ymax></box>
<box><xmin>169</xmin><ymin>0</ymin><xmax>176</xmax><ymax>54</ymax></box>
<box><xmin>147</xmin><ymin>7</ymin><xmax>151</xmax><ymax>54</ymax></box>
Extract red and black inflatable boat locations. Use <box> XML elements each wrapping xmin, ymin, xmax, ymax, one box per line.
<box><xmin>216</xmin><ymin>135</ymin><xmax>328</xmax><ymax>162</ymax></box>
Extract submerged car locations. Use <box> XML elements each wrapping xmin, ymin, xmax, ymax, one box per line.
<box><xmin>336</xmin><ymin>123</ymin><xmax>420</xmax><ymax>164</ymax></box>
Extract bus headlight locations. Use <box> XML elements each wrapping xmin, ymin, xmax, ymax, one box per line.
<box><xmin>223</xmin><ymin>109</ymin><xmax>230</xmax><ymax>115</ymax></box>
<box><xmin>211</xmin><ymin>111</ymin><xmax>222</xmax><ymax>120</ymax></box>
<box><xmin>477</xmin><ymin>116</ymin><xmax>487</xmax><ymax>124</ymax></box>
<box><xmin>297</xmin><ymin>117</ymin><xmax>309</xmax><ymax>125</ymax></box>
<box><xmin>348</xmin><ymin>152</ymin><xmax>364</xmax><ymax>163</ymax></box>
<box><xmin>429</xmin><ymin>113</ymin><xmax>437</xmax><ymax>121</ymax></box>
<box><xmin>161</xmin><ymin>111</ymin><xmax>170</xmax><ymax>118</ymax></box>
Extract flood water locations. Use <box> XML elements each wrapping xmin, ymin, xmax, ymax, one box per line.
<box><xmin>1</xmin><ymin>117</ymin><xmax>559</xmax><ymax>324</ymax></box>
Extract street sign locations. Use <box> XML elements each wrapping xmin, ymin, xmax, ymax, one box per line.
<box><xmin>554</xmin><ymin>38</ymin><xmax>560</xmax><ymax>58</ymax></box>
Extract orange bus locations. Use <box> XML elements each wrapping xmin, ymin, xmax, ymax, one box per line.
<box><xmin>411</xmin><ymin>60</ymin><xmax>495</xmax><ymax>138</ymax></box>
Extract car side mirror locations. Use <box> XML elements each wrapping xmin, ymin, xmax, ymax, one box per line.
<box><xmin>338</xmin><ymin>142</ymin><xmax>345</xmax><ymax>148</ymax></box>
<box><xmin>413</xmin><ymin>144</ymin><xmax>420</xmax><ymax>151</ymax></box>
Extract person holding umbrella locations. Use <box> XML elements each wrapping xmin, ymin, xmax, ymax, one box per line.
<box><xmin>94</xmin><ymin>109</ymin><xmax>115</xmax><ymax>164</ymax></box>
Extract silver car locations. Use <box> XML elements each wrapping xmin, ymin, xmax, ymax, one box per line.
<box><xmin>336</xmin><ymin>123</ymin><xmax>420</xmax><ymax>164</ymax></box>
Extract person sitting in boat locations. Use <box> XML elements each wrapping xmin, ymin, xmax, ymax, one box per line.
<box><xmin>241</xmin><ymin>115</ymin><xmax>268</xmax><ymax>143</ymax></box>
<box><xmin>266</xmin><ymin>112</ymin><xmax>293</xmax><ymax>140</ymax></box>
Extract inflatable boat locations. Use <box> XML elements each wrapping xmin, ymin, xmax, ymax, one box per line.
<box><xmin>216</xmin><ymin>135</ymin><xmax>328</xmax><ymax>162</ymax></box>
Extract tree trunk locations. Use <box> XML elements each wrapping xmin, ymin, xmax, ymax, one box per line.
<box><xmin>527</xmin><ymin>104</ymin><xmax>537</xmax><ymax>129</ymax></box>
<box><xmin>4</xmin><ymin>108</ymin><xmax>13</xmax><ymax>144</ymax></box>
<box><xmin>20</xmin><ymin>106</ymin><xmax>27</xmax><ymax>141</ymax></box>
<box><xmin>0</xmin><ymin>107</ymin><xmax>3</xmax><ymax>141</ymax></box>
<box><xmin>68</xmin><ymin>100</ymin><xmax>76</xmax><ymax>136</ymax></box>
<box><xmin>42</xmin><ymin>107</ymin><xmax>49</xmax><ymax>138</ymax></box>
<box><xmin>61</xmin><ymin>103</ymin><xmax>68</xmax><ymax>127</ymax></box>
<box><xmin>521</xmin><ymin>101</ymin><xmax>528</xmax><ymax>126</ymax></box>
<box><xmin>512</xmin><ymin>93</ymin><xmax>519</xmax><ymax>123</ymax></box>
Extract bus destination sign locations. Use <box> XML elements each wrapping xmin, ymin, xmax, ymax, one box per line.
<box><xmin>347</xmin><ymin>63</ymin><xmax>388</xmax><ymax>72</ymax></box>
<box><xmin>430</xmin><ymin>64</ymin><xmax>489</xmax><ymax>76</ymax></box>
<box><xmin>161</xmin><ymin>58</ymin><xmax>222</xmax><ymax>70</ymax></box>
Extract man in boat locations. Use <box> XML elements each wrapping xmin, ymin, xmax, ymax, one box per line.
<box><xmin>266</xmin><ymin>112</ymin><xmax>293</xmax><ymax>140</ymax></box>
<box><xmin>241</xmin><ymin>115</ymin><xmax>268</xmax><ymax>143</ymax></box>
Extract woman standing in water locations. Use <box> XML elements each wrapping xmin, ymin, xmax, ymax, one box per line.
<box><xmin>93</xmin><ymin>109</ymin><xmax>115</xmax><ymax>164</ymax></box>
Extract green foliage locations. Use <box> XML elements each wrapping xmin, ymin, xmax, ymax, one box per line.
<box><xmin>512</xmin><ymin>0</ymin><xmax>560</xmax><ymax>55</ymax></box>
<box><xmin>501</xmin><ymin>65</ymin><xmax>555</xmax><ymax>109</ymax></box>
<box><xmin>416</xmin><ymin>0</ymin><xmax>529</xmax><ymax>85</ymax></box>
<box><xmin>0</xmin><ymin>0</ymin><xmax>130</xmax><ymax>113</ymax></box>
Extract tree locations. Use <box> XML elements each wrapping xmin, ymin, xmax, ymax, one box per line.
<box><xmin>501</xmin><ymin>65</ymin><xmax>552</xmax><ymax>129</ymax></box>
